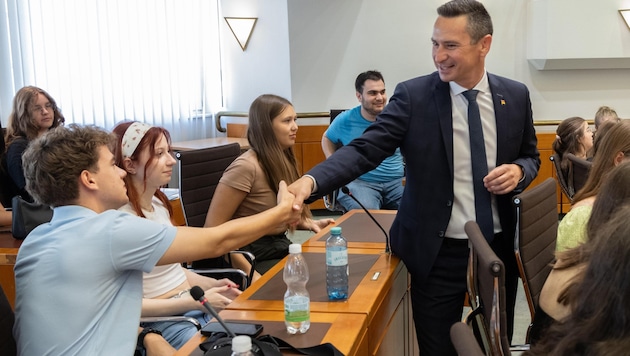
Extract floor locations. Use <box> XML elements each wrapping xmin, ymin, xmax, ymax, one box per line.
<box><xmin>289</xmin><ymin>210</ymin><xmax>531</xmax><ymax>350</ymax></box>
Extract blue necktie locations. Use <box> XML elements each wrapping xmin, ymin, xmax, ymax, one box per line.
<box><xmin>462</xmin><ymin>90</ymin><xmax>493</xmax><ymax>241</ymax></box>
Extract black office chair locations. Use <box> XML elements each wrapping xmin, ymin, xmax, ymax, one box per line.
<box><xmin>550</xmin><ymin>153</ymin><xmax>572</xmax><ymax>215</ymax></box>
<box><xmin>566</xmin><ymin>153</ymin><xmax>592</xmax><ymax>196</ymax></box>
<box><xmin>465</xmin><ymin>221</ymin><xmax>531</xmax><ymax>355</ymax></box>
<box><xmin>513</xmin><ymin>178</ymin><xmax>558</xmax><ymax>343</ymax></box>
<box><xmin>322</xmin><ymin>109</ymin><xmax>347</xmax><ymax>213</ymax></box>
<box><xmin>176</xmin><ymin>143</ymin><xmax>255</xmax><ymax>290</ymax></box>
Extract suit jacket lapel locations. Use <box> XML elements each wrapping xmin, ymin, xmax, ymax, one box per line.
<box><xmin>489</xmin><ymin>74</ymin><xmax>509</xmax><ymax>165</ymax></box>
<box><xmin>435</xmin><ymin>79</ymin><xmax>454</xmax><ymax>178</ymax></box>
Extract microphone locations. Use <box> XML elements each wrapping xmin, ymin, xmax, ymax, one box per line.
<box><xmin>341</xmin><ymin>186</ymin><xmax>391</xmax><ymax>254</ymax></box>
<box><xmin>190</xmin><ymin>286</ymin><xmax>236</xmax><ymax>338</ymax></box>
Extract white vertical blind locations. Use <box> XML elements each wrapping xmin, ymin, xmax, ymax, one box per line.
<box><xmin>0</xmin><ymin>0</ymin><xmax>222</xmax><ymax>141</ymax></box>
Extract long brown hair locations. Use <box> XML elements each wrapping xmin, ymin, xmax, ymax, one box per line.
<box><xmin>573</xmin><ymin>119</ymin><xmax>630</xmax><ymax>202</ymax></box>
<box><xmin>112</xmin><ymin>121</ymin><xmax>174</xmax><ymax>221</ymax></box>
<box><xmin>247</xmin><ymin>94</ymin><xmax>311</xmax><ymax>221</ymax></box>
<box><xmin>552</xmin><ymin>117</ymin><xmax>588</xmax><ymax>173</ymax></box>
<box><xmin>526</xmin><ymin>204</ymin><xmax>630</xmax><ymax>355</ymax></box>
<box><xmin>552</xmin><ymin>162</ymin><xmax>630</xmax><ymax>307</ymax></box>
<box><xmin>5</xmin><ymin>86</ymin><xmax>65</xmax><ymax>145</ymax></box>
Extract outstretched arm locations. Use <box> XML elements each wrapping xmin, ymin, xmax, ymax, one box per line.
<box><xmin>159</xmin><ymin>181</ymin><xmax>300</xmax><ymax>265</ymax></box>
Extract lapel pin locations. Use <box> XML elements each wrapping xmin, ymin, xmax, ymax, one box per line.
<box><xmin>501</xmin><ymin>99</ymin><xmax>506</xmax><ymax>106</ymax></box>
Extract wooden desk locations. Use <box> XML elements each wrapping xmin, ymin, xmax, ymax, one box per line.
<box><xmin>302</xmin><ymin>209</ymin><xmax>396</xmax><ymax>250</ymax></box>
<box><xmin>227</xmin><ymin>247</ymin><xmax>415</xmax><ymax>356</ymax></box>
<box><xmin>175</xmin><ymin>310</ymin><xmax>368</xmax><ymax>356</ymax></box>
<box><xmin>0</xmin><ymin>228</ymin><xmax>21</xmax><ymax>309</ymax></box>
<box><xmin>172</xmin><ymin>137</ymin><xmax>250</xmax><ymax>152</ymax></box>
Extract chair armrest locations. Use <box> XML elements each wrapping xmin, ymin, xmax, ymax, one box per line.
<box><xmin>191</xmin><ymin>268</ymin><xmax>249</xmax><ymax>291</ymax></box>
<box><xmin>140</xmin><ymin>316</ymin><xmax>202</xmax><ymax>330</ymax></box>
<box><xmin>226</xmin><ymin>250</ymin><xmax>256</xmax><ymax>288</ymax></box>
<box><xmin>323</xmin><ymin>189</ymin><xmax>345</xmax><ymax>213</ymax></box>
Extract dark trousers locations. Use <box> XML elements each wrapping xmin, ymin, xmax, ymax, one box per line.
<box><xmin>410</xmin><ymin>233</ymin><xmax>518</xmax><ymax>356</ymax></box>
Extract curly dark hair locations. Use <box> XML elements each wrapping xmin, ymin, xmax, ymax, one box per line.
<box><xmin>22</xmin><ymin>124</ymin><xmax>116</xmax><ymax>206</ymax></box>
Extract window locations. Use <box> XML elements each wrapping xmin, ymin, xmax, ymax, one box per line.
<box><xmin>0</xmin><ymin>0</ymin><xmax>222</xmax><ymax>141</ymax></box>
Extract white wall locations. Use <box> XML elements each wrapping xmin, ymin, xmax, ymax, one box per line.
<box><xmin>219</xmin><ymin>0</ymin><xmax>292</xmax><ymax>115</ymax></box>
<box><xmin>234</xmin><ymin>0</ymin><xmax>630</xmax><ymax>130</ymax></box>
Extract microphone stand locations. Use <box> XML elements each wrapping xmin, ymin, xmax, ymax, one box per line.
<box><xmin>341</xmin><ymin>186</ymin><xmax>391</xmax><ymax>254</ymax></box>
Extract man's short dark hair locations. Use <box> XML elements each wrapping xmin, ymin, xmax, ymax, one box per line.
<box><xmin>437</xmin><ymin>0</ymin><xmax>493</xmax><ymax>44</ymax></box>
<box><xmin>355</xmin><ymin>70</ymin><xmax>385</xmax><ymax>94</ymax></box>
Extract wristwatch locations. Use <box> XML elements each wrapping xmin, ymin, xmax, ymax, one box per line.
<box><xmin>136</xmin><ymin>327</ymin><xmax>163</xmax><ymax>351</ymax></box>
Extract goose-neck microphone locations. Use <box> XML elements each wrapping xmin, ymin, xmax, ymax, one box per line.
<box><xmin>190</xmin><ymin>286</ymin><xmax>236</xmax><ymax>338</ymax></box>
<box><xmin>341</xmin><ymin>186</ymin><xmax>391</xmax><ymax>254</ymax></box>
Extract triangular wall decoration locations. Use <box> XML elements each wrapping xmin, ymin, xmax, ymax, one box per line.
<box><xmin>224</xmin><ymin>17</ymin><xmax>258</xmax><ymax>51</ymax></box>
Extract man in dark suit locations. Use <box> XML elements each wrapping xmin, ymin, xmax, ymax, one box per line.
<box><xmin>288</xmin><ymin>1</ymin><xmax>540</xmax><ymax>354</ymax></box>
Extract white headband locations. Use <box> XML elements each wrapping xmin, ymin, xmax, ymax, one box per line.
<box><xmin>121</xmin><ymin>122</ymin><xmax>153</xmax><ymax>159</ymax></box>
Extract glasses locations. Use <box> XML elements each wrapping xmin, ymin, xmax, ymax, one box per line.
<box><xmin>31</xmin><ymin>102</ymin><xmax>54</xmax><ymax>113</ymax></box>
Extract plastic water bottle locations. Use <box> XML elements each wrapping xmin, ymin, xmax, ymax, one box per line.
<box><xmin>231</xmin><ymin>335</ymin><xmax>254</xmax><ymax>356</ymax></box>
<box><xmin>326</xmin><ymin>226</ymin><xmax>349</xmax><ymax>300</ymax></box>
<box><xmin>283</xmin><ymin>243</ymin><xmax>310</xmax><ymax>334</ymax></box>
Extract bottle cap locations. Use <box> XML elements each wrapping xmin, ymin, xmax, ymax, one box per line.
<box><xmin>330</xmin><ymin>227</ymin><xmax>342</xmax><ymax>235</ymax></box>
<box><xmin>232</xmin><ymin>335</ymin><xmax>252</xmax><ymax>353</ymax></box>
<box><xmin>289</xmin><ymin>243</ymin><xmax>302</xmax><ymax>254</ymax></box>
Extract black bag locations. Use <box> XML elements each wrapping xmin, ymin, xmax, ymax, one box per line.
<box><xmin>200</xmin><ymin>333</ymin><xmax>343</xmax><ymax>356</ymax></box>
<box><xmin>11</xmin><ymin>195</ymin><xmax>53</xmax><ymax>240</ymax></box>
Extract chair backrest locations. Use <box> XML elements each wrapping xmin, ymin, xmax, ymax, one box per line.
<box><xmin>450</xmin><ymin>322</ymin><xmax>485</xmax><ymax>356</ymax></box>
<box><xmin>566</xmin><ymin>153</ymin><xmax>592</xmax><ymax>195</ymax></box>
<box><xmin>176</xmin><ymin>143</ymin><xmax>241</xmax><ymax>227</ymax></box>
<box><xmin>0</xmin><ymin>286</ymin><xmax>16</xmax><ymax>356</ymax></box>
<box><xmin>550</xmin><ymin>153</ymin><xmax>573</xmax><ymax>202</ymax></box>
<box><xmin>329</xmin><ymin>109</ymin><xmax>345</xmax><ymax>123</ymax></box>
<box><xmin>323</xmin><ymin>109</ymin><xmax>348</xmax><ymax>213</ymax></box>
<box><xmin>465</xmin><ymin>221</ymin><xmax>510</xmax><ymax>356</ymax></box>
<box><xmin>513</xmin><ymin>178</ymin><xmax>558</xmax><ymax>343</ymax></box>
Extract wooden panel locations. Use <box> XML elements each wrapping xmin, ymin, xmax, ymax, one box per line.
<box><xmin>226</xmin><ymin>123</ymin><xmax>247</xmax><ymax>138</ymax></box>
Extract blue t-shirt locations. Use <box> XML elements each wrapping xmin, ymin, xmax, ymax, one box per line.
<box><xmin>13</xmin><ymin>205</ymin><xmax>177</xmax><ymax>355</ymax></box>
<box><xmin>325</xmin><ymin>105</ymin><xmax>404</xmax><ymax>182</ymax></box>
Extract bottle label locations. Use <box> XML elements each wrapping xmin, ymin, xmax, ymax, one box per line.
<box><xmin>284</xmin><ymin>295</ymin><xmax>310</xmax><ymax>322</ymax></box>
<box><xmin>326</xmin><ymin>248</ymin><xmax>348</xmax><ymax>266</ymax></box>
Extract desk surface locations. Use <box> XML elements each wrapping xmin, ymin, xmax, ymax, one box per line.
<box><xmin>172</xmin><ymin>137</ymin><xmax>250</xmax><ymax>151</ymax></box>
<box><xmin>175</xmin><ymin>310</ymin><xmax>368</xmax><ymax>356</ymax></box>
<box><xmin>227</xmin><ymin>247</ymin><xmax>402</xmax><ymax>321</ymax></box>
<box><xmin>302</xmin><ymin>209</ymin><xmax>396</xmax><ymax>250</ymax></box>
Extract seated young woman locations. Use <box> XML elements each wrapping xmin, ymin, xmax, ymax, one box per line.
<box><xmin>205</xmin><ymin>94</ymin><xmax>334</xmax><ymax>275</ymax></box>
<box><xmin>553</xmin><ymin>116</ymin><xmax>593</xmax><ymax>176</ymax></box>
<box><xmin>529</xmin><ymin>161</ymin><xmax>630</xmax><ymax>345</ymax></box>
<box><xmin>113</xmin><ymin>121</ymin><xmax>241</xmax><ymax>353</ymax></box>
<box><xmin>556</xmin><ymin>119</ymin><xmax>630</xmax><ymax>251</ymax></box>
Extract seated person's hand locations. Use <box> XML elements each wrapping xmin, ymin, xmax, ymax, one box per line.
<box><xmin>298</xmin><ymin>217</ymin><xmax>335</xmax><ymax>233</ymax></box>
<box><xmin>198</xmin><ymin>285</ymin><xmax>240</xmax><ymax>312</ymax></box>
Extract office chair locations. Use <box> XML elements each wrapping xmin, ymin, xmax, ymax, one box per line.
<box><xmin>450</xmin><ymin>322</ymin><xmax>485</xmax><ymax>356</ymax></box>
<box><xmin>513</xmin><ymin>178</ymin><xmax>558</xmax><ymax>343</ymax></box>
<box><xmin>566</xmin><ymin>153</ymin><xmax>592</xmax><ymax>196</ymax></box>
<box><xmin>176</xmin><ymin>143</ymin><xmax>255</xmax><ymax>290</ymax></box>
<box><xmin>465</xmin><ymin>221</ymin><xmax>522</xmax><ymax>356</ymax></box>
<box><xmin>550</xmin><ymin>153</ymin><xmax>573</xmax><ymax>215</ymax></box>
<box><xmin>322</xmin><ymin>109</ymin><xmax>347</xmax><ymax>213</ymax></box>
